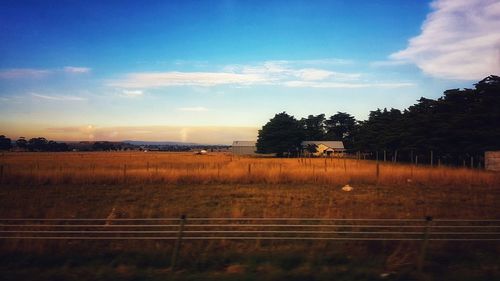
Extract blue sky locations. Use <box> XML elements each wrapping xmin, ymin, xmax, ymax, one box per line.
<box><xmin>1</xmin><ymin>0</ymin><xmax>499</xmax><ymax>144</ymax></box>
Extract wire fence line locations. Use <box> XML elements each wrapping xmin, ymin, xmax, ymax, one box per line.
<box><xmin>1</xmin><ymin>217</ymin><xmax>499</xmax><ymax>241</ymax></box>
<box><xmin>2</xmin><ymin>216</ymin><xmax>499</xmax><ymax>271</ymax></box>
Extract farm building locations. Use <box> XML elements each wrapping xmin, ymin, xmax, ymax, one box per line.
<box><xmin>301</xmin><ymin>141</ymin><xmax>345</xmax><ymax>157</ymax></box>
<box><xmin>231</xmin><ymin>141</ymin><xmax>257</xmax><ymax>155</ymax></box>
<box><xmin>485</xmin><ymin>151</ymin><xmax>500</xmax><ymax>171</ymax></box>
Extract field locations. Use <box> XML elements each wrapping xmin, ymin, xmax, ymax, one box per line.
<box><xmin>0</xmin><ymin>152</ymin><xmax>499</xmax><ymax>281</ymax></box>
<box><xmin>1</xmin><ymin>152</ymin><xmax>498</xmax><ymax>187</ymax></box>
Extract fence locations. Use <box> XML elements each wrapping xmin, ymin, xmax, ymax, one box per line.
<box><xmin>1</xmin><ymin>217</ymin><xmax>499</xmax><ymax>270</ymax></box>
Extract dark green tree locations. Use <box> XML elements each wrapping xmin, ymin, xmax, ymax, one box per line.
<box><xmin>28</xmin><ymin>137</ymin><xmax>48</xmax><ymax>151</ymax></box>
<box><xmin>0</xmin><ymin>135</ymin><xmax>12</xmax><ymax>150</ymax></box>
<box><xmin>15</xmin><ymin>137</ymin><xmax>28</xmax><ymax>149</ymax></box>
<box><xmin>304</xmin><ymin>143</ymin><xmax>318</xmax><ymax>154</ymax></box>
<box><xmin>301</xmin><ymin>114</ymin><xmax>326</xmax><ymax>140</ymax></box>
<box><xmin>256</xmin><ymin>112</ymin><xmax>304</xmax><ymax>157</ymax></box>
<box><xmin>326</xmin><ymin>112</ymin><xmax>357</xmax><ymax>148</ymax></box>
<box><xmin>352</xmin><ymin>75</ymin><xmax>500</xmax><ymax>165</ymax></box>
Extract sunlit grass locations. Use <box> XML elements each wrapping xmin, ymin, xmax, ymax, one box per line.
<box><xmin>0</xmin><ymin>152</ymin><xmax>497</xmax><ymax>187</ymax></box>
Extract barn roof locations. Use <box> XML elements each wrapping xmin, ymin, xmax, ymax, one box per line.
<box><xmin>301</xmin><ymin>141</ymin><xmax>345</xmax><ymax>149</ymax></box>
<box><xmin>232</xmin><ymin>141</ymin><xmax>257</xmax><ymax>147</ymax></box>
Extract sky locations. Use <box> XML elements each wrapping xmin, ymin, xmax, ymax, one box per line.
<box><xmin>1</xmin><ymin>0</ymin><xmax>499</xmax><ymax>144</ymax></box>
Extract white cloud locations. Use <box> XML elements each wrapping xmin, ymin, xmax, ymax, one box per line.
<box><xmin>120</xmin><ymin>89</ymin><xmax>144</xmax><ymax>98</ymax></box>
<box><xmin>177</xmin><ymin>106</ymin><xmax>209</xmax><ymax>112</ymax></box>
<box><xmin>109</xmin><ymin>71</ymin><xmax>270</xmax><ymax>88</ymax></box>
<box><xmin>109</xmin><ymin>60</ymin><xmax>365</xmax><ymax>89</ymax></box>
<box><xmin>370</xmin><ymin>60</ymin><xmax>411</xmax><ymax>67</ymax></box>
<box><xmin>31</xmin><ymin>93</ymin><xmax>87</xmax><ymax>101</ymax></box>
<box><xmin>283</xmin><ymin>81</ymin><xmax>414</xmax><ymax>89</ymax></box>
<box><xmin>64</xmin><ymin>66</ymin><xmax>91</xmax><ymax>73</ymax></box>
<box><xmin>0</xmin><ymin>66</ymin><xmax>91</xmax><ymax>79</ymax></box>
<box><xmin>390</xmin><ymin>0</ymin><xmax>500</xmax><ymax>80</ymax></box>
<box><xmin>0</xmin><ymin>69</ymin><xmax>51</xmax><ymax>79</ymax></box>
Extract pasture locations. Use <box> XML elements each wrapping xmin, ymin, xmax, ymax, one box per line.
<box><xmin>0</xmin><ymin>152</ymin><xmax>499</xmax><ymax>281</ymax></box>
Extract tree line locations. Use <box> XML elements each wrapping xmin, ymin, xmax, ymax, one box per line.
<box><xmin>0</xmin><ymin>136</ymin><xmax>129</xmax><ymax>152</ymax></box>
<box><xmin>257</xmin><ymin>75</ymin><xmax>500</xmax><ymax>165</ymax></box>
<box><xmin>0</xmin><ymin>136</ymin><xmax>70</xmax><ymax>152</ymax></box>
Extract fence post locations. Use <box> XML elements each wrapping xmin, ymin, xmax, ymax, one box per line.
<box><xmin>171</xmin><ymin>214</ymin><xmax>186</xmax><ymax>270</ymax></box>
<box><xmin>417</xmin><ymin>216</ymin><xmax>433</xmax><ymax>277</ymax></box>
<box><xmin>430</xmin><ymin>151</ymin><xmax>433</xmax><ymax>167</ymax></box>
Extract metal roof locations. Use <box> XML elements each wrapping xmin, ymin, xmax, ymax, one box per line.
<box><xmin>301</xmin><ymin>141</ymin><xmax>345</xmax><ymax>149</ymax></box>
<box><xmin>232</xmin><ymin>141</ymin><xmax>257</xmax><ymax>147</ymax></box>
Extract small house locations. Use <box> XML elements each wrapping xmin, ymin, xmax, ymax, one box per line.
<box><xmin>301</xmin><ymin>141</ymin><xmax>345</xmax><ymax>157</ymax></box>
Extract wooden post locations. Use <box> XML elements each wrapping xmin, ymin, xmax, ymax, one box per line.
<box><xmin>383</xmin><ymin>150</ymin><xmax>386</xmax><ymax>162</ymax></box>
<box><xmin>417</xmin><ymin>216</ymin><xmax>433</xmax><ymax>277</ymax></box>
<box><xmin>376</xmin><ymin>162</ymin><xmax>380</xmax><ymax>181</ymax></box>
<box><xmin>415</xmin><ymin>156</ymin><xmax>418</xmax><ymax>166</ymax></box>
<box><xmin>430</xmin><ymin>151</ymin><xmax>433</xmax><ymax>167</ymax></box>
<box><xmin>438</xmin><ymin>158</ymin><xmax>441</xmax><ymax>167</ymax></box>
<box><xmin>394</xmin><ymin>150</ymin><xmax>398</xmax><ymax>163</ymax></box>
<box><xmin>411</xmin><ymin>150</ymin><xmax>414</xmax><ymax>164</ymax></box>
<box><xmin>171</xmin><ymin>214</ymin><xmax>186</xmax><ymax>270</ymax></box>
<box><xmin>470</xmin><ymin>156</ymin><xmax>473</xmax><ymax>169</ymax></box>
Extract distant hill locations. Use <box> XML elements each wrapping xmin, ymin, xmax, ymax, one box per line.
<box><xmin>123</xmin><ymin>140</ymin><xmax>204</xmax><ymax>146</ymax></box>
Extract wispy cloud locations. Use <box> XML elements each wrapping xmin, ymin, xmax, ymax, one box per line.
<box><xmin>370</xmin><ymin>60</ymin><xmax>411</xmax><ymax>67</ymax></box>
<box><xmin>109</xmin><ymin>71</ymin><xmax>270</xmax><ymax>88</ymax></box>
<box><xmin>63</xmin><ymin>66</ymin><xmax>91</xmax><ymax>73</ymax></box>
<box><xmin>390</xmin><ymin>0</ymin><xmax>500</xmax><ymax>80</ymax></box>
<box><xmin>108</xmin><ymin>60</ymin><xmax>370</xmax><ymax>89</ymax></box>
<box><xmin>120</xmin><ymin>89</ymin><xmax>144</xmax><ymax>98</ymax></box>
<box><xmin>31</xmin><ymin>93</ymin><xmax>87</xmax><ymax>101</ymax></box>
<box><xmin>177</xmin><ymin>106</ymin><xmax>209</xmax><ymax>112</ymax></box>
<box><xmin>0</xmin><ymin>66</ymin><xmax>91</xmax><ymax>79</ymax></box>
<box><xmin>283</xmin><ymin>81</ymin><xmax>414</xmax><ymax>89</ymax></box>
<box><xmin>0</xmin><ymin>68</ymin><xmax>52</xmax><ymax>79</ymax></box>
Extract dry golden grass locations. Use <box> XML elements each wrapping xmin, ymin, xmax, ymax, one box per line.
<box><xmin>0</xmin><ymin>152</ymin><xmax>498</xmax><ymax>280</ymax></box>
<box><xmin>0</xmin><ymin>152</ymin><xmax>498</xmax><ymax>187</ymax></box>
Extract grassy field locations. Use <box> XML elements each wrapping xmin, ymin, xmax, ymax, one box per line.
<box><xmin>0</xmin><ymin>152</ymin><xmax>498</xmax><ymax>187</ymax></box>
<box><xmin>0</xmin><ymin>152</ymin><xmax>499</xmax><ymax>280</ymax></box>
